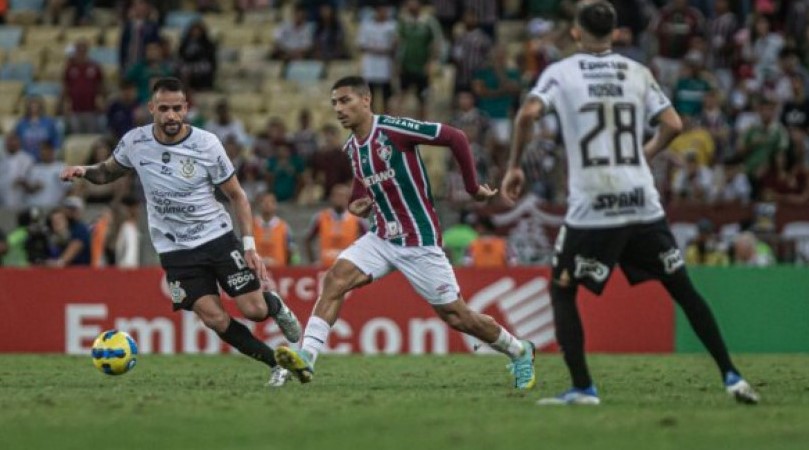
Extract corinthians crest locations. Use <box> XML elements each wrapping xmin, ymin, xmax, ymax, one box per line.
<box><xmin>375</xmin><ymin>133</ymin><xmax>392</xmax><ymax>161</ymax></box>
<box><xmin>179</xmin><ymin>157</ymin><xmax>196</xmax><ymax>178</ymax></box>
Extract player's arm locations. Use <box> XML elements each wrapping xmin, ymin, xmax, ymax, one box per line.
<box><xmin>348</xmin><ymin>177</ymin><xmax>373</xmax><ymax>218</ymax></box>
<box><xmin>60</xmin><ymin>156</ymin><xmax>130</xmax><ymax>184</ymax></box>
<box><xmin>643</xmin><ymin>107</ymin><xmax>683</xmax><ymax>160</ymax></box>
<box><xmin>218</xmin><ymin>175</ymin><xmax>268</xmax><ymax>281</ymax></box>
<box><xmin>501</xmin><ymin>96</ymin><xmax>544</xmax><ymax>203</ymax></box>
<box><xmin>411</xmin><ymin>124</ymin><xmax>495</xmax><ymax>202</ymax></box>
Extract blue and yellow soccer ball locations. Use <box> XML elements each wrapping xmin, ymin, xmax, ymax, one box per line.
<box><xmin>91</xmin><ymin>330</ymin><xmax>138</xmax><ymax>376</ymax></box>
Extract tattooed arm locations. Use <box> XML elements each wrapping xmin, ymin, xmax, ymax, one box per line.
<box><xmin>60</xmin><ymin>157</ymin><xmax>131</xmax><ymax>185</ymax></box>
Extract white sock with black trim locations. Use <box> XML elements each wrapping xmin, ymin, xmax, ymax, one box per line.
<box><xmin>489</xmin><ymin>327</ymin><xmax>524</xmax><ymax>359</ymax></box>
<box><xmin>301</xmin><ymin>315</ymin><xmax>330</xmax><ymax>364</ymax></box>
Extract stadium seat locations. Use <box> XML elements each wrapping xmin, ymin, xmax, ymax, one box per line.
<box><xmin>89</xmin><ymin>46</ymin><xmax>119</xmax><ymax>66</ymax></box>
<box><xmin>219</xmin><ymin>28</ymin><xmax>259</xmax><ymax>48</ymax></box>
<box><xmin>165</xmin><ymin>11</ymin><xmax>202</xmax><ymax>31</ymax></box>
<box><xmin>38</xmin><ymin>61</ymin><xmax>66</xmax><ymax>82</ymax></box>
<box><xmin>7</xmin><ymin>48</ymin><xmax>44</xmax><ymax>70</ymax></box>
<box><xmin>238</xmin><ymin>46</ymin><xmax>270</xmax><ymax>66</ymax></box>
<box><xmin>24</xmin><ymin>26</ymin><xmax>63</xmax><ymax>48</ymax></box>
<box><xmin>0</xmin><ymin>62</ymin><xmax>35</xmax><ymax>83</ymax></box>
<box><xmin>0</xmin><ymin>114</ymin><xmax>20</xmax><ymax>133</ymax></box>
<box><xmin>782</xmin><ymin>222</ymin><xmax>809</xmax><ymax>264</ymax></box>
<box><xmin>0</xmin><ymin>26</ymin><xmax>24</xmax><ymax>50</ymax></box>
<box><xmin>10</xmin><ymin>0</ymin><xmax>45</xmax><ymax>11</ymax></box>
<box><xmin>227</xmin><ymin>92</ymin><xmax>266</xmax><ymax>115</ymax></box>
<box><xmin>63</xmin><ymin>134</ymin><xmax>102</xmax><ymax>165</ymax></box>
<box><xmin>26</xmin><ymin>81</ymin><xmax>62</xmax><ymax>97</ymax></box>
<box><xmin>285</xmin><ymin>60</ymin><xmax>325</xmax><ymax>85</ymax></box>
<box><xmin>670</xmin><ymin>222</ymin><xmax>698</xmax><ymax>251</ymax></box>
<box><xmin>63</xmin><ymin>27</ymin><xmax>101</xmax><ymax>45</ymax></box>
<box><xmin>101</xmin><ymin>27</ymin><xmax>120</xmax><ymax>48</ymax></box>
<box><xmin>327</xmin><ymin>60</ymin><xmax>359</xmax><ymax>81</ymax></box>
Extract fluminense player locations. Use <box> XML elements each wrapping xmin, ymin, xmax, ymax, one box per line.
<box><xmin>501</xmin><ymin>1</ymin><xmax>759</xmax><ymax>405</ymax></box>
<box><xmin>275</xmin><ymin>76</ymin><xmax>536</xmax><ymax>390</ymax></box>
<box><xmin>60</xmin><ymin>77</ymin><xmax>301</xmax><ymax>387</ymax></box>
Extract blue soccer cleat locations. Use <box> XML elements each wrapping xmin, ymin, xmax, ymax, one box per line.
<box><xmin>274</xmin><ymin>346</ymin><xmax>314</xmax><ymax>384</ymax></box>
<box><xmin>537</xmin><ymin>386</ymin><xmax>601</xmax><ymax>405</ymax></box>
<box><xmin>507</xmin><ymin>340</ymin><xmax>536</xmax><ymax>390</ymax></box>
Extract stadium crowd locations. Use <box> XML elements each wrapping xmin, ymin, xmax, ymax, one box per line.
<box><xmin>0</xmin><ymin>0</ymin><xmax>808</xmax><ymax>268</ymax></box>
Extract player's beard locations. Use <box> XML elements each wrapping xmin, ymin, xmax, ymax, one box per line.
<box><xmin>162</xmin><ymin>121</ymin><xmax>183</xmax><ymax>137</ymax></box>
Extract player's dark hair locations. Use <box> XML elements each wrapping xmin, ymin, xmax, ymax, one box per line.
<box><xmin>576</xmin><ymin>1</ymin><xmax>617</xmax><ymax>39</ymax></box>
<box><xmin>152</xmin><ymin>77</ymin><xmax>185</xmax><ymax>96</ymax></box>
<box><xmin>332</xmin><ymin>76</ymin><xmax>371</xmax><ymax>97</ymax></box>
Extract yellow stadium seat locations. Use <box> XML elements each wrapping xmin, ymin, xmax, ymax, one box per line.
<box><xmin>0</xmin><ymin>80</ymin><xmax>25</xmax><ymax>97</ymax></box>
<box><xmin>25</xmin><ymin>27</ymin><xmax>64</xmax><ymax>48</ymax></box>
<box><xmin>38</xmin><ymin>62</ymin><xmax>65</xmax><ymax>82</ymax></box>
<box><xmin>225</xmin><ymin>92</ymin><xmax>266</xmax><ymax>115</ymax></box>
<box><xmin>7</xmin><ymin>48</ymin><xmax>44</xmax><ymax>70</ymax></box>
<box><xmin>63</xmin><ymin>134</ymin><xmax>103</xmax><ymax>165</ymax></box>
<box><xmin>0</xmin><ymin>114</ymin><xmax>19</xmax><ymax>134</ymax></box>
<box><xmin>63</xmin><ymin>27</ymin><xmax>101</xmax><ymax>45</ymax></box>
<box><xmin>220</xmin><ymin>28</ymin><xmax>258</xmax><ymax>48</ymax></box>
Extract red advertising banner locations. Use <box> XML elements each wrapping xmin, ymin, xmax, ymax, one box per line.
<box><xmin>0</xmin><ymin>267</ymin><xmax>673</xmax><ymax>354</ymax></box>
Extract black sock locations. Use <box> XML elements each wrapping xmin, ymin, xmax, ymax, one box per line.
<box><xmin>662</xmin><ymin>270</ymin><xmax>739</xmax><ymax>380</ymax></box>
<box><xmin>551</xmin><ymin>283</ymin><xmax>593</xmax><ymax>389</ymax></box>
<box><xmin>217</xmin><ymin>318</ymin><xmax>276</xmax><ymax>367</ymax></box>
<box><xmin>263</xmin><ymin>291</ymin><xmax>282</xmax><ymax>319</ymax></box>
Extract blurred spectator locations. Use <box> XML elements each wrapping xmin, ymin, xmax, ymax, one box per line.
<box><xmin>774</xmin><ymin>48</ymin><xmax>809</xmax><ymax>103</ymax></box>
<box><xmin>706</xmin><ymin>0</ymin><xmax>739</xmax><ymax>91</ymax></box>
<box><xmin>471</xmin><ymin>45</ymin><xmax>520</xmax><ymax>150</ymax></box>
<box><xmin>228</xmin><ymin>136</ymin><xmax>267</xmax><ymax>203</ymax></box>
<box><xmin>760</xmin><ymin>149</ymin><xmax>809</xmax><ymax>205</ymax></box>
<box><xmin>115</xmin><ymin>195</ymin><xmax>141</xmax><ymax>268</ymax></box>
<box><xmin>397</xmin><ymin>0</ymin><xmax>443</xmax><ymax>119</ymax></box>
<box><xmin>450</xmin><ymin>91</ymin><xmax>489</xmax><ymax>179</ymax></box>
<box><xmin>204</xmin><ymin>99</ymin><xmax>249</xmax><ymax>147</ymax></box>
<box><xmin>25</xmin><ymin>207</ymin><xmax>50</xmax><ymax>266</ymax></box>
<box><xmin>313</xmin><ymin>4</ymin><xmax>348</xmax><ymax>61</ymax></box>
<box><xmin>667</xmin><ymin>115</ymin><xmax>715</xmax><ymax>167</ymax></box>
<box><xmin>672</xmin><ymin>50</ymin><xmax>714</xmax><ymax>117</ymax></box>
<box><xmin>254</xmin><ymin>117</ymin><xmax>291</xmax><ymax>159</ymax></box>
<box><xmin>45</xmin><ymin>200</ymin><xmax>91</xmax><ymax>267</ymax></box>
<box><xmin>23</xmin><ymin>143</ymin><xmax>68</xmax><ymax>210</ymax></box>
<box><xmin>234</xmin><ymin>0</ymin><xmax>274</xmax><ymax>22</ymax></box>
<box><xmin>47</xmin><ymin>0</ymin><xmax>94</xmax><ymax>26</ymax></box>
<box><xmin>308</xmin><ymin>124</ymin><xmax>353</xmax><ymax>200</ymax></box>
<box><xmin>524</xmin><ymin>0</ymin><xmax>568</xmax><ymax>19</ymax></box>
<box><xmin>464</xmin><ymin>216</ymin><xmax>515</xmax><ymax>267</ymax></box>
<box><xmin>125</xmin><ymin>42</ymin><xmax>174</xmax><ymax>104</ymax></box>
<box><xmin>685</xmin><ymin>218</ymin><xmax>730</xmax><ymax>266</ymax></box>
<box><xmin>463</xmin><ymin>0</ymin><xmax>499</xmax><ymax>39</ymax></box>
<box><xmin>253</xmin><ymin>192</ymin><xmax>294</xmax><ymax>267</ymax></box>
<box><xmin>699</xmin><ymin>89</ymin><xmax>732</xmax><ymax>163</ymax></box>
<box><xmin>442</xmin><ymin>210</ymin><xmax>478</xmax><ymax>266</ymax></box>
<box><xmin>272</xmin><ymin>3</ymin><xmax>315</xmax><ymax>62</ymax></box>
<box><xmin>79</xmin><ymin>138</ymin><xmax>130</xmax><ymax>204</ymax></box>
<box><xmin>434</xmin><ymin>0</ymin><xmax>460</xmax><ymax>39</ymax></box>
<box><xmin>735</xmin><ymin>96</ymin><xmax>789</xmax><ymax>196</ymax></box>
<box><xmin>451</xmin><ymin>10</ymin><xmax>493</xmax><ymax>93</ymax></box>
<box><xmin>177</xmin><ymin>21</ymin><xmax>217</xmax><ymax>91</ymax></box>
<box><xmin>14</xmin><ymin>96</ymin><xmax>61</xmax><ymax>162</ymax></box>
<box><xmin>90</xmin><ymin>207</ymin><xmax>114</xmax><ymax>267</ymax></box>
<box><xmin>63</xmin><ymin>39</ymin><xmax>105</xmax><ymax>134</ymax></box>
<box><xmin>785</xmin><ymin>0</ymin><xmax>809</xmax><ymax>49</ymax></box>
<box><xmin>741</xmin><ymin>14</ymin><xmax>784</xmax><ymax>84</ymax></box>
<box><xmin>357</xmin><ymin>5</ymin><xmax>398</xmax><ymax>111</ymax></box>
<box><xmin>671</xmin><ymin>151</ymin><xmax>714</xmax><ymax>204</ymax></box>
<box><xmin>304</xmin><ymin>184</ymin><xmax>365</xmax><ymax>267</ymax></box>
<box><xmin>520</xmin><ymin>18</ymin><xmax>561</xmax><ymax>85</ymax></box>
<box><xmin>291</xmin><ymin>109</ymin><xmax>319</xmax><ymax>160</ymax></box>
<box><xmin>713</xmin><ymin>160</ymin><xmax>752</xmax><ymax>205</ymax></box>
<box><xmin>119</xmin><ymin>0</ymin><xmax>161</xmax><ymax>71</ymax></box>
<box><xmin>266</xmin><ymin>143</ymin><xmax>304</xmax><ymax>202</ymax></box>
<box><xmin>0</xmin><ymin>227</ymin><xmax>6</xmax><ymax>265</ymax></box>
<box><xmin>0</xmin><ymin>134</ymin><xmax>35</xmax><ymax>210</ymax></box>
<box><xmin>106</xmin><ymin>81</ymin><xmax>140</xmax><ymax>140</ymax></box>
<box><xmin>609</xmin><ymin>0</ymin><xmax>647</xmax><ymax>40</ymax></box>
<box><xmin>612</xmin><ymin>27</ymin><xmax>645</xmax><ymax>63</ymax></box>
<box><xmin>1</xmin><ymin>209</ymin><xmax>36</xmax><ymax>267</ymax></box>
<box><xmin>731</xmin><ymin>231</ymin><xmax>775</xmax><ymax>266</ymax></box>
<box><xmin>0</xmin><ymin>1</ymin><xmax>6</xmax><ymax>24</ymax></box>
<box><xmin>651</xmin><ymin>0</ymin><xmax>705</xmax><ymax>91</ymax></box>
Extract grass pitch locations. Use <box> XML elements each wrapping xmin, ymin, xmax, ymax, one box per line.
<box><xmin>1</xmin><ymin>354</ymin><xmax>807</xmax><ymax>450</ymax></box>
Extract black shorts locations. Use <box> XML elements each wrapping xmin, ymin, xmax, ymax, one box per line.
<box><xmin>399</xmin><ymin>72</ymin><xmax>429</xmax><ymax>101</ymax></box>
<box><xmin>552</xmin><ymin>218</ymin><xmax>685</xmax><ymax>295</ymax></box>
<box><xmin>159</xmin><ymin>231</ymin><xmax>261</xmax><ymax>311</ymax></box>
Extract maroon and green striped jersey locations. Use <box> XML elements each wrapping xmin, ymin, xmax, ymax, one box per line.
<box><xmin>345</xmin><ymin>115</ymin><xmax>480</xmax><ymax>247</ymax></box>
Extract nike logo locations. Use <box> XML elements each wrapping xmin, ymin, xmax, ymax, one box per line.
<box><xmin>232</xmin><ymin>280</ymin><xmax>251</xmax><ymax>290</ymax></box>
<box><xmin>139</xmin><ymin>161</ymin><xmax>154</xmax><ymax>166</ymax></box>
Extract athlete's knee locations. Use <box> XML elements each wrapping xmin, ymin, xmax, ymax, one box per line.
<box><xmin>198</xmin><ymin>309</ymin><xmax>230</xmax><ymax>332</ymax></box>
<box><xmin>239</xmin><ymin>297</ymin><xmax>268</xmax><ymax>322</ymax></box>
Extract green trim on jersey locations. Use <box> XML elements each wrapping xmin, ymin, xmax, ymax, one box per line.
<box><xmin>378</xmin><ymin>115</ymin><xmax>440</xmax><ymax>138</ymax></box>
<box><xmin>359</xmin><ymin>144</ymin><xmax>404</xmax><ymax>246</ymax></box>
<box><xmin>389</xmin><ymin>147</ymin><xmax>436</xmax><ymax>246</ymax></box>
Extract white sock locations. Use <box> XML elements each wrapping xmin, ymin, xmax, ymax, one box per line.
<box><xmin>301</xmin><ymin>316</ymin><xmax>330</xmax><ymax>364</ymax></box>
<box><xmin>489</xmin><ymin>327</ymin><xmax>524</xmax><ymax>359</ymax></box>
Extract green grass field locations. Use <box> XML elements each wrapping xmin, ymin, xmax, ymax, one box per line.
<box><xmin>1</xmin><ymin>354</ymin><xmax>807</xmax><ymax>450</ymax></box>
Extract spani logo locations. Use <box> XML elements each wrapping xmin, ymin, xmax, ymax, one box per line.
<box><xmin>464</xmin><ymin>277</ymin><xmax>554</xmax><ymax>353</ymax></box>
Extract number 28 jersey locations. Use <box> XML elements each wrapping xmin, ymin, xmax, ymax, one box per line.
<box><xmin>529</xmin><ymin>52</ymin><xmax>671</xmax><ymax>228</ymax></box>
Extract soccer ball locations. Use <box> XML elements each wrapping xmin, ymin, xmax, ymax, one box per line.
<box><xmin>91</xmin><ymin>330</ymin><xmax>138</xmax><ymax>375</ymax></box>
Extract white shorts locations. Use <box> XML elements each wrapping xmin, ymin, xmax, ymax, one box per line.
<box><xmin>338</xmin><ymin>233</ymin><xmax>460</xmax><ymax>305</ymax></box>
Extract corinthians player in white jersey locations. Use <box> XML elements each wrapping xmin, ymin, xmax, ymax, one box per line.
<box><xmin>61</xmin><ymin>78</ymin><xmax>301</xmax><ymax>387</ymax></box>
<box><xmin>501</xmin><ymin>1</ymin><xmax>759</xmax><ymax>405</ymax></box>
